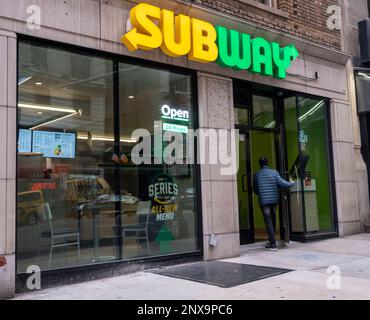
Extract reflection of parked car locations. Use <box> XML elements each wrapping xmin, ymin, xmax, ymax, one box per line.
<box><xmin>17</xmin><ymin>190</ymin><xmax>45</xmax><ymax>226</ymax></box>
<box><xmin>180</xmin><ymin>187</ymin><xmax>196</xmax><ymax>211</ymax></box>
<box><xmin>177</xmin><ymin>187</ymin><xmax>196</xmax><ymax>238</ymax></box>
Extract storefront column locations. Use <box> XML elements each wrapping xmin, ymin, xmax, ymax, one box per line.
<box><xmin>330</xmin><ymin>99</ymin><xmax>363</xmax><ymax>235</ymax></box>
<box><xmin>0</xmin><ymin>30</ymin><xmax>17</xmax><ymax>299</ymax></box>
<box><xmin>197</xmin><ymin>72</ymin><xmax>240</xmax><ymax>261</ymax></box>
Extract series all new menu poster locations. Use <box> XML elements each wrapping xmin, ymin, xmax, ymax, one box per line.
<box><xmin>32</xmin><ymin>130</ymin><xmax>76</xmax><ymax>159</ymax></box>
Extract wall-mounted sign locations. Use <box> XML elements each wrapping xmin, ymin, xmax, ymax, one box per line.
<box><xmin>121</xmin><ymin>3</ymin><xmax>299</xmax><ymax>79</ymax></box>
<box><xmin>149</xmin><ymin>173</ymin><xmax>178</xmax><ymax>221</ymax></box>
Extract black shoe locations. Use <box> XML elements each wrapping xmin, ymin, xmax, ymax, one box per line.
<box><xmin>265</xmin><ymin>243</ymin><xmax>278</xmax><ymax>251</ymax></box>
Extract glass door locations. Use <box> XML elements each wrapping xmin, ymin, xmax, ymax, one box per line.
<box><xmin>249</xmin><ymin>130</ymin><xmax>280</xmax><ymax>242</ymax></box>
<box><xmin>234</xmin><ymin>88</ymin><xmax>283</xmax><ymax>244</ymax></box>
<box><xmin>237</xmin><ymin>129</ymin><xmax>282</xmax><ymax>244</ymax></box>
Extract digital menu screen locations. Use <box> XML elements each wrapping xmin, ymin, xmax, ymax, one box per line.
<box><xmin>18</xmin><ymin>129</ymin><xmax>32</xmax><ymax>153</ymax></box>
<box><xmin>32</xmin><ymin>131</ymin><xmax>76</xmax><ymax>159</ymax></box>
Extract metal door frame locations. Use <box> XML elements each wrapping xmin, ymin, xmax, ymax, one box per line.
<box><xmin>238</xmin><ymin>129</ymin><xmax>255</xmax><ymax>244</ymax></box>
<box><xmin>235</xmin><ymin>91</ymin><xmax>286</xmax><ymax>244</ymax></box>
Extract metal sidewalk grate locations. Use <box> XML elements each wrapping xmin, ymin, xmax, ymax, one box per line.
<box><xmin>150</xmin><ymin>261</ymin><xmax>293</xmax><ymax>288</ymax></box>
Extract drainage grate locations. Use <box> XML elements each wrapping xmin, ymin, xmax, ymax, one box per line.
<box><xmin>150</xmin><ymin>261</ymin><xmax>293</xmax><ymax>288</ymax></box>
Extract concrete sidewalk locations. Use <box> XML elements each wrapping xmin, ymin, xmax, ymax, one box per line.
<box><xmin>14</xmin><ymin>234</ymin><xmax>370</xmax><ymax>300</ymax></box>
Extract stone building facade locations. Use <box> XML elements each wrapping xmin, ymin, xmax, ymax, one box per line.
<box><xmin>0</xmin><ymin>0</ymin><xmax>368</xmax><ymax>299</ymax></box>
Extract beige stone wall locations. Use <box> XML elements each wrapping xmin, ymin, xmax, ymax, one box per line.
<box><xmin>0</xmin><ymin>29</ymin><xmax>16</xmax><ymax>299</ymax></box>
<box><xmin>197</xmin><ymin>73</ymin><xmax>240</xmax><ymax>260</ymax></box>
<box><xmin>330</xmin><ymin>93</ymin><xmax>363</xmax><ymax>235</ymax></box>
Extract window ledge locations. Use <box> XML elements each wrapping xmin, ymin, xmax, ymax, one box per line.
<box><xmin>238</xmin><ymin>0</ymin><xmax>290</xmax><ymax>19</ymax></box>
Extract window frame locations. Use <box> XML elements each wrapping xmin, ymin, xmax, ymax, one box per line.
<box><xmin>257</xmin><ymin>0</ymin><xmax>277</xmax><ymax>8</ymax></box>
<box><xmin>237</xmin><ymin>0</ymin><xmax>289</xmax><ymax>18</ymax></box>
<box><xmin>287</xmin><ymin>95</ymin><xmax>339</xmax><ymax>241</ymax></box>
<box><xmin>240</xmin><ymin>0</ymin><xmax>279</xmax><ymax>10</ymax></box>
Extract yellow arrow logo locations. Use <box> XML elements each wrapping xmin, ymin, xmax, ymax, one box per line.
<box><xmin>121</xmin><ymin>3</ymin><xmax>218</xmax><ymax>63</ymax></box>
<box><xmin>121</xmin><ymin>3</ymin><xmax>163</xmax><ymax>51</ymax></box>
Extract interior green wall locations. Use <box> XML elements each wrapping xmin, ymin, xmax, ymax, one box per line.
<box><xmin>301</xmin><ymin>116</ymin><xmax>332</xmax><ymax>230</ymax></box>
<box><xmin>250</xmin><ymin>131</ymin><xmax>279</xmax><ymax>229</ymax></box>
<box><xmin>284</xmin><ymin>103</ymin><xmax>300</xmax><ymax>172</ymax></box>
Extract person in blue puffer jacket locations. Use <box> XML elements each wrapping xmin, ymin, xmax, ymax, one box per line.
<box><xmin>253</xmin><ymin>157</ymin><xmax>295</xmax><ymax>251</ymax></box>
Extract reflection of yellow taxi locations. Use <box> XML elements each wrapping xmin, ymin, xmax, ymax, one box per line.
<box><xmin>17</xmin><ymin>190</ymin><xmax>45</xmax><ymax>226</ymax></box>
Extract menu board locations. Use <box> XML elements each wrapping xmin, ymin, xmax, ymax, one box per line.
<box><xmin>32</xmin><ymin>131</ymin><xmax>76</xmax><ymax>159</ymax></box>
<box><xmin>18</xmin><ymin>129</ymin><xmax>32</xmax><ymax>153</ymax></box>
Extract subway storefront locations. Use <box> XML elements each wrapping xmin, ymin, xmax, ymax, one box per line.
<box><xmin>3</xmin><ymin>1</ymin><xmax>352</xmax><ymax>293</ymax></box>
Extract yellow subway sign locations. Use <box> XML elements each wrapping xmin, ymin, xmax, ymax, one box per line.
<box><xmin>122</xmin><ymin>3</ymin><xmax>299</xmax><ymax>79</ymax></box>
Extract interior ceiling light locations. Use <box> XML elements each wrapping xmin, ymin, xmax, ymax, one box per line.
<box><xmin>359</xmin><ymin>72</ymin><xmax>370</xmax><ymax>80</ymax></box>
<box><xmin>18</xmin><ymin>76</ymin><xmax>33</xmax><ymax>85</ymax></box>
<box><xmin>30</xmin><ymin>110</ymin><xmax>81</xmax><ymax>130</ymax></box>
<box><xmin>35</xmin><ymin>82</ymin><xmax>43</xmax><ymax>86</ymax></box>
<box><xmin>18</xmin><ymin>103</ymin><xmax>78</xmax><ymax>114</ymax></box>
<box><xmin>128</xmin><ymin>95</ymin><xmax>135</xmax><ymax>99</ymax></box>
<box><xmin>264</xmin><ymin>121</ymin><xmax>276</xmax><ymax>129</ymax></box>
<box><xmin>298</xmin><ymin>100</ymin><xmax>325</xmax><ymax>122</ymax></box>
<box><xmin>77</xmin><ymin>133</ymin><xmax>137</xmax><ymax>143</ymax></box>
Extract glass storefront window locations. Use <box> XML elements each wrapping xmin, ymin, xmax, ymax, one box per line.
<box><xmin>285</xmin><ymin>96</ymin><xmax>335</xmax><ymax>235</ymax></box>
<box><xmin>16</xmin><ymin>40</ymin><xmax>198</xmax><ymax>272</ymax></box>
<box><xmin>234</xmin><ymin>108</ymin><xmax>249</xmax><ymax>126</ymax></box>
<box><xmin>355</xmin><ymin>71</ymin><xmax>370</xmax><ymax>114</ymax></box>
<box><xmin>297</xmin><ymin>97</ymin><xmax>333</xmax><ymax>233</ymax></box>
<box><xmin>233</xmin><ymin>89</ymin><xmax>251</xmax><ymax>127</ymax></box>
<box><xmin>118</xmin><ymin>63</ymin><xmax>198</xmax><ymax>258</ymax></box>
<box><xmin>17</xmin><ymin>41</ymin><xmax>117</xmax><ymax>272</ymax></box>
<box><xmin>284</xmin><ymin>97</ymin><xmax>304</xmax><ymax>233</ymax></box>
<box><xmin>253</xmin><ymin>95</ymin><xmax>276</xmax><ymax>129</ymax></box>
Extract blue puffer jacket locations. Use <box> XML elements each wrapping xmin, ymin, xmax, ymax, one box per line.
<box><xmin>253</xmin><ymin>166</ymin><xmax>294</xmax><ymax>206</ymax></box>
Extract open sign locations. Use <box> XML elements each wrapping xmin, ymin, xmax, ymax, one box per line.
<box><xmin>161</xmin><ymin>105</ymin><xmax>189</xmax><ymax>122</ymax></box>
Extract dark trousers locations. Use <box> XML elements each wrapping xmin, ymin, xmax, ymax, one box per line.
<box><xmin>260</xmin><ymin>205</ymin><xmax>277</xmax><ymax>245</ymax></box>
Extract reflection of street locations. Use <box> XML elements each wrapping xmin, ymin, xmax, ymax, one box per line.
<box><xmin>16</xmin><ymin>188</ymin><xmax>199</xmax><ymax>272</ymax></box>
<box><xmin>178</xmin><ymin>187</ymin><xmax>196</xmax><ymax>238</ymax></box>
